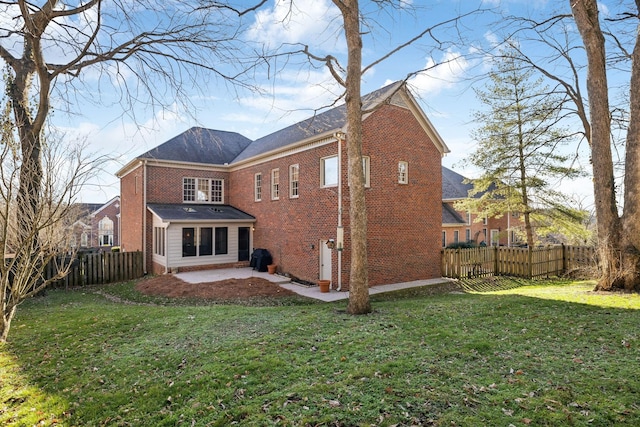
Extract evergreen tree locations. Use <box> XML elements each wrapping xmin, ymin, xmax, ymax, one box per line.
<box><xmin>459</xmin><ymin>45</ymin><xmax>585</xmax><ymax>247</ymax></box>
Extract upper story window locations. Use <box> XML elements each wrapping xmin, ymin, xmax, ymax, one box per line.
<box><xmin>98</xmin><ymin>217</ymin><xmax>114</xmax><ymax>246</ymax></box>
<box><xmin>183</xmin><ymin>177</ymin><xmax>224</xmax><ymax>204</ymax></box>
<box><xmin>321</xmin><ymin>155</ymin><xmax>338</xmax><ymax>187</ymax></box>
<box><xmin>398</xmin><ymin>161</ymin><xmax>408</xmax><ymax>184</ymax></box>
<box><xmin>271</xmin><ymin>169</ymin><xmax>279</xmax><ymax>200</ymax></box>
<box><xmin>362</xmin><ymin>156</ymin><xmax>371</xmax><ymax>188</ymax></box>
<box><xmin>483</xmin><ymin>216</ymin><xmax>488</xmax><ymax>225</ymax></box>
<box><xmin>254</xmin><ymin>173</ymin><xmax>262</xmax><ymax>202</ymax></box>
<box><xmin>289</xmin><ymin>164</ymin><xmax>299</xmax><ymax>198</ymax></box>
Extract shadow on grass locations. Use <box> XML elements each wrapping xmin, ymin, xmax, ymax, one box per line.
<box><xmin>458</xmin><ymin>275</ymin><xmax>534</xmax><ymax>293</ymax></box>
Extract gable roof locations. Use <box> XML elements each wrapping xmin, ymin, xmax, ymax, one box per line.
<box><xmin>232</xmin><ymin>81</ymin><xmax>420</xmax><ymax>163</ymax></box>
<box><xmin>442</xmin><ymin>202</ymin><xmax>466</xmax><ymax>225</ymax></box>
<box><xmin>442</xmin><ymin>167</ymin><xmax>474</xmax><ymax>200</ymax></box>
<box><xmin>117</xmin><ymin>82</ymin><xmax>449</xmax><ymax>177</ymax></box>
<box><xmin>147</xmin><ymin>204</ymin><xmax>255</xmax><ymax>223</ymax></box>
<box><xmin>139</xmin><ymin>127</ymin><xmax>253</xmax><ymax>164</ymax></box>
<box><xmin>90</xmin><ymin>196</ymin><xmax>121</xmax><ymax>218</ymax></box>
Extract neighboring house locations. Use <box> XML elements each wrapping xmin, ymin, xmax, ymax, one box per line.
<box><xmin>116</xmin><ymin>82</ymin><xmax>449</xmax><ymax>288</ymax></box>
<box><xmin>70</xmin><ymin>197</ymin><xmax>121</xmax><ymax>250</ymax></box>
<box><xmin>441</xmin><ymin>167</ymin><xmax>523</xmax><ymax>247</ymax></box>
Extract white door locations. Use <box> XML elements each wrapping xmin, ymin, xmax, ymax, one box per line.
<box><xmin>319</xmin><ymin>240</ymin><xmax>332</xmax><ymax>282</ymax></box>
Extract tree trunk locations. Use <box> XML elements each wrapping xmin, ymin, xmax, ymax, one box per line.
<box><xmin>333</xmin><ymin>0</ymin><xmax>371</xmax><ymax>314</ymax></box>
<box><xmin>620</xmin><ymin>3</ymin><xmax>640</xmax><ymax>291</ymax></box>
<box><xmin>0</xmin><ymin>305</ymin><xmax>17</xmax><ymax>343</ymax></box>
<box><xmin>570</xmin><ymin>0</ymin><xmax>624</xmax><ymax>290</ymax></box>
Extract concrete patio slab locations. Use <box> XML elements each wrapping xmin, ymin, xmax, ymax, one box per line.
<box><xmin>175</xmin><ymin>267</ymin><xmax>454</xmax><ymax>302</ymax></box>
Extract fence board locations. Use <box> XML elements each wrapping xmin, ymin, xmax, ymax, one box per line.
<box><xmin>442</xmin><ymin>245</ymin><xmax>597</xmax><ymax>279</ymax></box>
<box><xmin>48</xmin><ymin>251</ymin><xmax>143</xmax><ymax>288</ymax></box>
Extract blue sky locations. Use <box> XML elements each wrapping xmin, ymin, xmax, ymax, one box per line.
<box><xmin>41</xmin><ymin>0</ymin><xmax>598</xmax><ymax>207</ymax></box>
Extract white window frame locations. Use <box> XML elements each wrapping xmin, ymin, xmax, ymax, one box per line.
<box><xmin>398</xmin><ymin>161</ymin><xmax>408</xmax><ymax>184</ymax></box>
<box><xmin>271</xmin><ymin>169</ymin><xmax>280</xmax><ymax>200</ymax></box>
<box><xmin>362</xmin><ymin>156</ymin><xmax>371</xmax><ymax>188</ymax></box>
<box><xmin>183</xmin><ymin>177</ymin><xmax>224</xmax><ymax>204</ymax></box>
<box><xmin>154</xmin><ymin>227</ymin><xmax>166</xmax><ymax>256</ymax></box>
<box><xmin>453</xmin><ymin>230</ymin><xmax>459</xmax><ymax>244</ymax></box>
<box><xmin>289</xmin><ymin>164</ymin><xmax>299</xmax><ymax>198</ymax></box>
<box><xmin>98</xmin><ymin>217</ymin><xmax>114</xmax><ymax>246</ymax></box>
<box><xmin>442</xmin><ymin>231</ymin><xmax>446</xmax><ymax>247</ymax></box>
<box><xmin>490</xmin><ymin>229</ymin><xmax>500</xmax><ymax>247</ymax></box>
<box><xmin>254</xmin><ymin>173</ymin><xmax>262</xmax><ymax>201</ymax></box>
<box><xmin>321</xmin><ymin>155</ymin><xmax>338</xmax><ymax>188</ymax></box>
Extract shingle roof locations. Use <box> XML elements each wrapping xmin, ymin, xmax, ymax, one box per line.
<box><xmin>442</xmin><ymin>166</ymin><xmax>474</xmax><ymax>200</ymax></box>
<box><xmin>139</xmin><ymin>127</ymin><xmax>253</xmax><ymax>164</ymax></box>
<box><xmin>231</xmin><ymin>81</ymin><xmax>404</xmax><ymax>163</ymax></box>
<box><xmin>148</xmin><ymin>204</ymin><xmax>255</xmax><ymax>222</ymax></box>
<box><xmin>442</xmin><ymin>202</ymin><xmax>466</xmax><ymax>224</ymax></box>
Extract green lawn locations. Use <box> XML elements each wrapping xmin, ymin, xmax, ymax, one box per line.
<box><xmin>2</xmin><ymin>278</ymin><xmax>639</xmax><ymax>426</ymax></box>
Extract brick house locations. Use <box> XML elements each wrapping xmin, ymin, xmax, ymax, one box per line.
<box><xmin>441</xmin><ymin>167</ymin><xmax>523</xmax><ymax>247</ymax></box>
<box><xmin>117</xmin><ymin>82</ymin><xmax>449</xmax><ymax>288</ymax></box>
<box><xmin>70</xmin><ymin>196</ymin><xmax>121</xmax><ymax>250</ymax></box>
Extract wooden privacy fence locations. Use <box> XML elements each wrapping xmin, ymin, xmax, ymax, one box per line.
<box><xmin>441</xmin><ymin>245</ymin><xmax>597</xmax><ymax>279</ymax></box>
<box><xmin>46</xmin><ymin>251</ymin><xmax>144</xmax><ymax>288</ymax></box>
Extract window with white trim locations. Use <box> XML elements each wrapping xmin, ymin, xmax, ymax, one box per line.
<box><xmin>398</xmin><ymin>161</ymin><xmax>408</xmax><ymax>184</ymax></box>
<box><xmin>442</xmin><ymin>231</ymin><xmax>446</xmax><ymax>247</ymax></box>
<box><xmin>254</xmin><ymin>173</ymin><xmax>262</xmax><ymax>201</ymax></box>
<box><xmin>271</xmin><ymin>169</ymin><xmax>279</xmax><ymax>200</ymax></box>
<box><xmin>453</xmin><ymin>230</ymin><xmax>459</xmax><ymax>243</ymax></box>
<box><xmin>289</xmin><ymin>164</ymin><xmax>299</xmax><ymax>198</ymax></box>
<box><xmin>321</xmin><ymin>155</ymin><xmax>338</xmax><ymax>187</ymax></box>
<box><xmin>465</xmin><ymin>228</ymin><xmax>471</xmax><ymax>242</ymax></box>
<box><xmin>183</xmin><ymin>178</ymin><xmax>224</xmax><ymax>204</ymax></box>
<box><xmin>154</xmin><ymin>227</ymin><xmax>165</xmax><ymax>256</ymax></box>
<box><xmin>362</xmin><ymin>156</ymin><xmax>371</xmax><ymax>188</ymax></box>
<box><xmin>98</xmin><ymin>217</ymin><xmax>114</xmax><ymax>246</ymax></box>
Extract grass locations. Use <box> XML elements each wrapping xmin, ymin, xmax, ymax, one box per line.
<box><xmin>1</xmin><ymin>278</ymin><xmax>639</xmax><ymax>426</ymax></box>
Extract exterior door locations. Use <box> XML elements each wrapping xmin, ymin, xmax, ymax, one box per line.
<box><xmin>238</xmin><ymin>227</ymin><xmax>250</xmax><ymax>261</ymax></box>
<box><xmin>319</xmin><ymin>240</ymin><xmax>332</xmax><ymax>283</ymax></box>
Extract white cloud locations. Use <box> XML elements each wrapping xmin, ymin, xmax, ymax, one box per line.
<box><xmin>247</xmin><ymin>0</ymin><xmax>343</xmax><ymax>52</ymax></box>
<box><xmin>405</xmin><ymin>50</ymin><xmax>470</xmax><ymax>96</ymax></box>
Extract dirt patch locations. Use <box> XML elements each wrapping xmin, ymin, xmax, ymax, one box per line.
<box><xmin>135</xmin><ymin>274</ymin><xmax>297</xmax><ymax>299</ymax></box>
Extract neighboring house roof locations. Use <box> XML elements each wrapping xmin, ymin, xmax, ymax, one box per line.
<box><xmin>75</xmin><ymin>203</ymin><xmax>104</xmax><ymax>215</ymax></box>
<box><xmin>139</xmin><ymin>128</ymin><xmax>253</xmax><ymax>164</ymax></box>
<box><xmin>442</xmin><ymin>203</ymin><xmax>466</xmax><ymax>225</ymax></box>
<box><xmin>148</xmin><ymin>204</ymin><xmax>255</xmax><ymax>223</ymax></box>
<box><xmin>116</xmin><ymin>81</ymin><xmax>449</xmax><ymax>177</ymax></box>
<box><xmin>442</xmin><ymin>166</ymin><xmax>474</xmax><ymax>200</ymax></box>
<box><xmin>90</xmin><ymin>196</ymin><xmax>121</xmax><ymax>218</ymax></box>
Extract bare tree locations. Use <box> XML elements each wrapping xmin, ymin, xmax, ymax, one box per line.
<box><xmin>299</xmin><ymin>1</ymin><xmax>484</xmax><ymax>314</ymax></box>
<box><xmin>570</xmin><ymin>0</ymin><xmax>640</xmax><ymax>291</ymax></box>
<box><xmin>0</xmin><ymin>1</ymin><xmax>266</xmax><ymax>341</ymax></box>
<box><xmin>478</xmin><ymin>3</ymin><xmax>639</xmax><ymax>290</ymax></box>
<box><xmin>0</xmin><ymin>101</ymin><xmax>107</xmax><ymax>341</ymax></box>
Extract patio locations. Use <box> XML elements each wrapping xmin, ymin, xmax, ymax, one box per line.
<box><xmin>175</xmin><ymin>267</ymin><xmax>454</xmax><ymax>302</ymax></box>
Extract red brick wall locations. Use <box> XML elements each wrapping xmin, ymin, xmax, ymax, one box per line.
<box><xmin>120</xmin><ymin>164</ymin><xmax>144</xmax><ymax>253</ymax></box>
<box><xmin>362</xmin><ymin>105</ymin><xmax>443</xmax><ymax>284</ymax></box>
<box><xmin>91</xmin><ymin>199</ymin><xmax>121</xmax><ymax>247</ymax></box>
<box><xmin>442</xmin><ymin>202</ymin><xmax>524</xmax><ymax>247</ymax></box>
<box><xmin>230</xmin><ymin>103</ymin><xmax>443</xmax><ymax>287</ymax></box>
<box><xmin>145</xmin><ymin>166</ymin><xmax>230</xmax><ymax>204</ymax></box>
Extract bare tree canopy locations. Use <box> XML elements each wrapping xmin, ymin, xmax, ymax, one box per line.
<box><xmin>0</xmin><ymin>0</ymin><xmax>267</xmax><ymax>342</ymax></box>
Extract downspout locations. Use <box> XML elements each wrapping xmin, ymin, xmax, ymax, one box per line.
<box><xmin>142</xmin><ymin>160</ymin><xmax>148</xmax><ymax>274</ymax></box>
<box><xmin>164</xmin><ymin>221</ymin><xmax>170</xmax><ymax>274</ymax></box>
<box><xmin>334</xmin><ymin>131</ymin><xmax>345</xmax><ymax>291</ymax></box>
